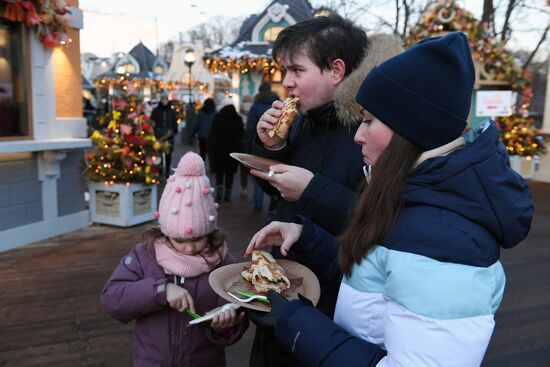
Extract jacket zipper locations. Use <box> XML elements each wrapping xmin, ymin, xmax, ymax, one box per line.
<box><xmin>171</xmin><ymin>275</ymin><xmax>180</xmax><ymax>366</ymax></box>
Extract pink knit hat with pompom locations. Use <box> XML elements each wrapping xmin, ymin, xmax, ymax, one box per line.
<box><xmin>156</xmin><ymin>152</ymin><xmax>217</xmax><ymax>239</ymax></box>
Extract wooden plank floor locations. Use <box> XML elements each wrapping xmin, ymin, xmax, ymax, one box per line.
<box><xmin>0</xmin><ymin>191</ymin><xmax>266</xmax><ymax>367</ymax></box>
<box><xmin>483</xmin><ymin>181</ymin><xmax>550</xmax><ymax>366</ymax></box>
<box><xmin>0</xmin><ymin>142</ymin><xmax>548</xmax><ymax>366</ymax></box>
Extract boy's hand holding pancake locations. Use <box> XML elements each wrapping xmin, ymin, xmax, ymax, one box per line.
<box><xmin>257</xmin><ymin>98</ymin><xmax>299</xmax><ymax>149</ymax></box>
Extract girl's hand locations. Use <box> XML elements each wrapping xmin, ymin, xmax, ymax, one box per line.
<box><xmin>210</xmin><ymin>307</ymin><xmax>246</xmax><ymax>334</ymax></box>
<box><xmin>166</xmin><ymin>283</ymin><xmax>195</xmax><ymax>313</ymax></box>
<box><xmin>244</xmin><ymin>221</ymin><xmax>303</xmax><ymax>257</ymax></box>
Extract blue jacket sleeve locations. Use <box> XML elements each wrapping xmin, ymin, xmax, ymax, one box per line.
<box><xmin>246</xmin><ymin>106</ymin><xmax>262</xmax><ymax>150</ymax></box>
<box><xmin>274</xmin><ymin>300</ymin><xmax>387</xmax><ymax>367</ymax></box>
<box><xmin>297</xmin><ymin>174</ymin><xmax>358</xmax><ymax>235</ymax></box>
<box><xmin>290</xmin><ymin>216</ymin><xmax>342</xmax><ymax>290</ymax></box>
<box><xmin>250</xmin><ymin>134</ymin><xmax>290</xmax><ymax>196</ymax></box>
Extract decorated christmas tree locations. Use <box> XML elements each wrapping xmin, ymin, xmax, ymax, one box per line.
<box><xmin>495</xmin><ymin>85</ymin><xmax>546</xmax><ymax>157</ymax></box>
<box><xmin>406</xmin><ymin>0</ymin><xmax>545</xmax><ymax>158</ymax></box>
<box><xmin>84</xmin><ymin>95</ymin><xmax>169</xmax><ymax>185</ymax></box>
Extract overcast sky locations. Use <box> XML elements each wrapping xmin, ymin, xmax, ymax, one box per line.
<box><xmin>80</xmin><ymin>0</ymin><xmax>549</xmax><ymax>60</ymax></box>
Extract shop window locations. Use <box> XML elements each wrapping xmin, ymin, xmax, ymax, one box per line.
<box><xmin>263</xmin><ymin>26</ymin><xmax>284</xmax><ymax>42</ymax></box>
<box><xmin>0</xmin><ymin>21</ymin><xmax>31</xmax><ymax>140</ymax></box>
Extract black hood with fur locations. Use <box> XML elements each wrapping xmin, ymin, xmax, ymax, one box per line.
<box><xmin>334</xmin><ymin>34</ymin><xmax>404</xmax><ymax>127</ymax></box>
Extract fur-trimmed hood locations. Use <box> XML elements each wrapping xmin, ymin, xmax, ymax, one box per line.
<box><xmin>335</xmin><ymin>34</ymin><xmax>404</xmax><ymax>127</ymax></box>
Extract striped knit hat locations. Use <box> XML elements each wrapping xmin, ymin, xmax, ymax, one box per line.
<box><xmin>155</xmin><ymin>152</ymin><xmax>217</xmax><ymax>239</ymax></box>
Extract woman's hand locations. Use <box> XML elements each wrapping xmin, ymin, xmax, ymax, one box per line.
<box><xmin>210</xmin><ymin>307</ymin><xmax>246</xmax><ymax>334</ymax></box>
<box><xmin>245</xmin><ymin>221</ymin><xmax>303</xmax><ymax>257</ymax></box>
<box><xmin>166</xmin><ymin>283</ymin><xmax>195</xmax><ymax>313</ymax></box>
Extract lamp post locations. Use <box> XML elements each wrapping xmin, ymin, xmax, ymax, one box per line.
<box><xmin>184</xmin><ymin>49</ymin><xmax>196</xmax><ymax>104</ymax></box>
<box><xmin>183</xmin><ymin>49</ymin><xmax>196</xmax><ymax>145</ymax></box>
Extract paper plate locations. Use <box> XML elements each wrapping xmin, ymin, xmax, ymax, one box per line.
<box><xmin>209</xmin><ymin>259</ymin><xmax>320</xmax><ymax>312</ymax></box>
<box><xmin>229</xmin><ymin>153</ymin><xmax>282</xmax><ymax>173</ymax></box>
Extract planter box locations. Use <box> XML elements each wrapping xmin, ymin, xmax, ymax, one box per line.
<box><xmin>509</xmin><ymin>155</ymin><xmax>537</xmax><ymax>179</ymax></box>
<box><xmin>89</xmin><ymin>182</ymin><xmax>158</xmax><ymax>227</ymax></box>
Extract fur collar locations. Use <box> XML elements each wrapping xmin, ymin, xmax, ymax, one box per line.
<box><xmin>335</xmin><ymin>34</ymin><xmax>404</xmax><ymax>127</ymax></box>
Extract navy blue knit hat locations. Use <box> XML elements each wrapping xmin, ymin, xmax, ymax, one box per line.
<box><xmin>356</xmin><ymin>32</ymin><xmax>474</xmax><ymax>150</ymax></box>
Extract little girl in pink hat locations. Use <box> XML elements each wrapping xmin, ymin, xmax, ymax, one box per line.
<box><xmin>101</xmin><ymin>152</ymin><xmax>248</xmax><ymax>367</ymax></box>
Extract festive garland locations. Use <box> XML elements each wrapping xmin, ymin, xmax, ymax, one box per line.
<box><xmin>95</xmin><ymin>76</ymin><xmax>209</xmax><ymax>94</ymax></box>
<box><xmin>406</xmin><ymin>0</ymin><xmax>526</xmax><ymax>91</ymax></box>
<box><xmin>0</xmin><ymin>0</ymin><xmax>71</xmax><ymax>48</ymax></box>
<box><xmin>204</xmin><ymin>55</ymin><xmax>278</xmax><ymax>75</ymax></box>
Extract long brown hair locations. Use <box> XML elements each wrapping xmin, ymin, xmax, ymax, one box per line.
<box><xmin>339</xmin><ymin>133</ymin><xmax>422</xmax><ymax>276</ymax></box>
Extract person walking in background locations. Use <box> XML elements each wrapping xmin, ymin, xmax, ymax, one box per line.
<box><xmin>192</xmin><ymin>98</ymin><xmax>217</xmax><ymax>161</ymax></box>
<box><xmin>83</xmin><ymin>96</ymin><xmax>97</xmax><ymax>133</ymax></box>
<box><xmin>207</xmin><ymin>102</ymin><xmax>244</xmax><ymax>203</ymax></box>
<box><xmin>101</xmin><ymin>152</ymin><xmax>248</xmax><ymax>367</ymax></box>
<box><xmin>239</xmin><ymin>95</ymin><xmax>253</xmax><ymax>199</ymax></box>
<box><xmin>151</xmin><ymin>91</ymin><xmax>178</xmax><ymax>177</ymax></box>
<box><xmin>144</xmin><ymin>100</ymin><xmax>153</xmax><ymax>117</ymax></box>
<box><xmin>247</xmin><ymin>82</ymin><xmax>279</xmax><ymax>211</ymax></box>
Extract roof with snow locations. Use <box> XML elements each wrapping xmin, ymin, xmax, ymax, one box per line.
<box><xmin>207</xmin><ymin>0</ymin><xmax>313</xmax><ymax>59</ymax></box>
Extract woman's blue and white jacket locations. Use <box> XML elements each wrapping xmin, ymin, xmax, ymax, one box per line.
<box><xmin>273</xmin><ymin>121</ymin><xmax>533</xmax><ymax>367</ymax></box>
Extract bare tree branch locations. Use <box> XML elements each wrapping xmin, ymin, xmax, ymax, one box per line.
<box><xmin>401</xmin><ymin>0</ymin><xmax>413</xmax><ymax>40</ymax></box>
<box><xmin>521</xmin><ymin>4</ymin><xmax>550</xmax><ymax>15</ymax></box>
<box><xmin>501</xmin><ymin>0</ymin><xmax>519</xmax><ymax>43</ymax></box>
<box><xmin>394</xmin><ymin>0</ymin><xmax>400</xmax><ymax>35</ymax></box>
<box><xmin>481</xmin><ymin>0</ymin><xmax>494</xmax><ymax>25</ymax></box>
<box><xmin>317</xmin><ymin>0</ymin><xmax>371</xmax><ymax>22</ymax></box>
<box><xmin>364</xmin><ymin>8</ymin><xmax>400</xmax><ymax>36</ymax></box>
<box><xmin>522</xmin><ymin>23</ymin><xmax>549</xmax><ymax>71</ymax></box>
<box><xmin>185</xmin><ymin>16</ymin><xmax>242</xmax><ymax>50</ymax></box>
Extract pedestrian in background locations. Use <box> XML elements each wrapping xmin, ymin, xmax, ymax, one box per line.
<box><xmin>247</xmin><ymin>82</ymin><xmax>279</xmax><ymax>211</ymax></box>
<box><xmin>151</xmin><ymin>91</ymin><xmax>178</xmax><ymax>177</ymax></box>
<box><xmin>239</xmin><ymin>95</ymin><xmax>253</xmax><ymax>199</ymax></box>
<box><xmin>207</xmin><ymin>102</ymin><xmax>244</xmax><ymax>203</ymax></box>
<box><xmin>192</xmin><ymin>98</ymin><xmax>217</xmax><ymax>161</ymax></box>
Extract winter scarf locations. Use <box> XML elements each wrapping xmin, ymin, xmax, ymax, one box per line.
<box><xmin>154</xmin><ymin>237</ymin><xmax>228</xmax><ymax>278</ymax></box>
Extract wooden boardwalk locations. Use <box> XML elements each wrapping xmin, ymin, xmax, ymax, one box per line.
<box><xmin>0</xmin><ymin>142</ymin><xmax>549</xmax><ymax>366</ymax></box>
<box><xmin>0</xmin><ymin>189</ymin><xmax>265</xmax><ymax>367</ymax></box>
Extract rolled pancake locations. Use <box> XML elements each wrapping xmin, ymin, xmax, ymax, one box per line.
<box><xmin>267</xmin><ymin>97</ymin><xmax>299</xmax><ymax>140</ymax></box>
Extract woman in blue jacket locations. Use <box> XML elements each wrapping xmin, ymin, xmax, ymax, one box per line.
<box><xmin>245</xmin><ymin>32</ymin><xmax>533</xmax><ymax>367</ymax></box>
<box><xmin>192</xmin><ymin>98</ymin><xmax>216</xmax><ymax>160</ymax></box>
